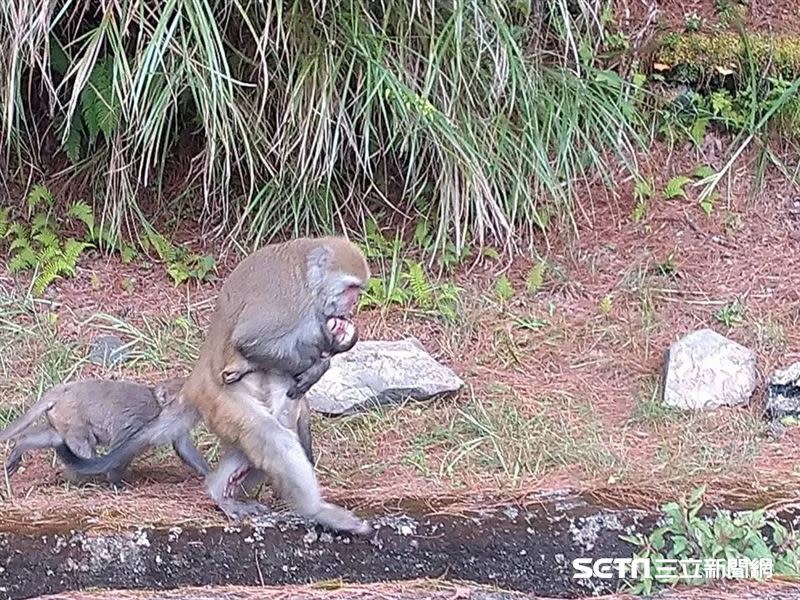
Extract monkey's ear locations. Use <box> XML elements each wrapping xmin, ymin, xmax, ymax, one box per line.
<box><xmin>307</xmin><ymin>245</ymin><xmax>333</xmax><ymax>288</ymax></box>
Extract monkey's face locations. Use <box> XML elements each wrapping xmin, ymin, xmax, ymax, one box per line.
<box><xmin>339</xmin><ymin>282</ymin><xmax>362</xmax><ymax>315</ymax></box>
<box><xmin>324</xmin><ymin>274</ymin><xmax>365</xmax><ymax>318</ymax></box>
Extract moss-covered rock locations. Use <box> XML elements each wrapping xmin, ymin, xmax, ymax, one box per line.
<box><xmin>655</xmin><ymin>32</ymin><xmax>800</xmax><ymax>82</ymax></box>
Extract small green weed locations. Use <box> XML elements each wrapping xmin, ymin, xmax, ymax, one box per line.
<box><xmin>495</xmin><ymin>275</ymin><xmax>515</xmax><ymax>304</ymax></box>
<box><xmin>664</xmin><ymin>176</ymin><xmax>692</xmax><ymax>200</ymax></box>
<box><xmin>599</xmin><ymin>294</ymin><xmax>614</xmax><ymax>317</ymax></box>
<box><xmin>526</xmin><ymin>262</ymin><xmax>547</xmax><ymax>295</ymax></box>
<box><xmin>142</xmin><ymin>229</ymin><xmax>217</xmax><ymax>285</ymax></box>
<box><xmin>631</xmin><ymin>179</ymin><xmax>653</xmax><ymax>222</ymax></box>
<box><xmin>622</xmin><ymin>486</ymin><xmax>800</xmax><ymax>595</ymax></box>
<box><xmin>715</xmin><ymin>298</ymin><xmax>745</xmax><ymax>327</ymax></box>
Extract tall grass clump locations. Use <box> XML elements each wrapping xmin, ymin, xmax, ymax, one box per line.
<box><xmin>0</xmin><ymin>1</ymin><xmax>646</xmax><ymax>252</ymax></box>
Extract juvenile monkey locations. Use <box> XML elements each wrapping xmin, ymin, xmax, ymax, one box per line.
<box><xmin>181</xmin><ymin>236</ymin><xmax>372</xmax><ymax>534</ymax></box>
<box><xmin>221</xmin><ymin>316</ymin><xmax>359</xmax><ymax>463</ymax></box>
<box><xmin>1</xmin><ymin>377</ymin><xmax>208</xmax><ymax>481</ymax></box>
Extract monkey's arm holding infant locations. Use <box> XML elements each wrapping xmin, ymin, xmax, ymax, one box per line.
<box><xmin>221</xmin><ymin>314</ymin><xmax>359</xmax><ymax>400</ymax></box>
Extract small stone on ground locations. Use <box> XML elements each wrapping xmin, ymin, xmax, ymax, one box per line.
<box><xmin>88</xmin><ymin>334</ymin><xmax>130</xmax><ymax>367</ymax></box>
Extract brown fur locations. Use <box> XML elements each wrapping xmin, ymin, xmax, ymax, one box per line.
<box><xmin>181</xmin><ymin>236</ymin><xmax>372</xmax><ymax>535</ymax></box>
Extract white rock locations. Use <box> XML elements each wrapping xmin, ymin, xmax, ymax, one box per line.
<box><xmin>662</xmin><ymin>328</ymin><xmax>757</xmax><ymax>411</ymax></box>
<box><xmin>306</xmin><ymin>337</ymin><xmax>464</xmax><ymax>415</ymax></box>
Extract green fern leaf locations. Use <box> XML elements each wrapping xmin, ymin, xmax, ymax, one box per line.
<box><xmin>67</xmin><ymin>200</ymin><xmax>95</xmax><ymax>232</ymax></box>
<box><xmin>63</xmin><ymin>239</ymin><xmax>91</xmax><ymax>272</ymax></box>
<box><xmin>26</xmin><ymin>185</ymin><xmax>53</xmax><ymax>213</ymax></box>
<box><xmin>80</xmin><ymin>57</ymin><xmax>118</xmax><ymax>145</ymax></box>
<box><xmin>8</xmin><ymin>247</ymin><xmax>37</xmax><ymax>273</ymax></box>
<box><xmin>6</xmin><ymin>222</ymin><xmax>28</xmax><ymax>241</ymax></box>
<box><xmin>31</xmin><ymin>213</ymin><xmax>55</xmax><ymax>235</ymax></box>
<box><xmin>495</xmin><ymin>275</ymin><xmax>514</xmax><ymax>302</ymax></box>
<box><xmin>8</xmin><ymin>236</ymin><xmax>30</xmax><ymax>253</ymax></box>
<box><xmin>412</xmin><ymin>221</ymin><xmax>431</xmax><ymax>249</ymax></box>
<box><xmin>483</xmin><ymin>247</ymin><xmax>500</xmax><ymax>260</ymax></box>
<box><xmin>48</xmin><ymin>35</ymin><xmax>70</xmax><ymax>76</ymax></box>
<box><xmin>403</xmin><ymin>261</ymin><xmax>433</xmax><ymax>308</ymax></box>
<box><xmin>664</xmin><ymin>176</ymin><xmax>692</xmax><ymax>199</ymax></box>
<box><xmin>57</xmin><ymin>113</ymin><xmax>84</xmax><ymax>164</ymax></box>
<box><xmin>526</xmin><ymin>261</ymin><xmax>546</xmax><ymax>295</ymax></box>
<box><xmin>147</xmin><ymin>230</ymin><xmax>177</xmax><ymax>262</ymax></box>
<box><xmin>33</xmin><ymin>230</ymin><xmax>60</xmax><ymax>250</ymax></box>
<box><xmin>120</xmin><ymin>245</ymin><xmax>138</xmax><ymax>263</ymax></box>
<box><xmin>33</xmin><ymin>266</ymin><xmax>62</xmax><ymax>296</ymax></box>
<box><xmin>692</xmin><ymin>164</ymin><xmax>715</xmax><ymax>179</ymax></box>
<box><xmin>166</xmin><ymin>263</ymin><xmax>190</xmax><ymax>286</ymax></box>
<box><xmin>37</xmin><ymin>244</ymin><xmax>62</xmax><ymax>266</ymax></box>
<box><xmin>634</xmin><ymin>179</ymin><xmax>653</xmax><ymax>200</ymax></box>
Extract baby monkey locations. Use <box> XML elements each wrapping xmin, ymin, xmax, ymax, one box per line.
<box><xmin>220</xmin><ymin>316</ymin><xmax>358</xmax><ymax>465</ymax></box>
<box><xmin>0</xmin><ymin>377</ymin><xmax>208</xmax><ymax>481</ymax></box>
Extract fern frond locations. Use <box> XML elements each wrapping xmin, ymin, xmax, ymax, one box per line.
<box><xmin>9</xmin><ymin>246</ymin><xmax>37</xmax><ymax>272</ymax></box>
<box><xmin>495</xmin><ymin>275</ymin><xmax>515</xmax><ymax>302</ymax></box>
<box><xmin>403</xmin><ymin>261</ymin><xmax>433</xmax><ymax>308</ymax></box>
<box><xmin>31</xmin><ymin>213</ymin><xmax>55</xmax><ymax>235</ymax></box>
<box><xmin>664</xmin><ymin>176</ymin><xmax>692</xmax><ymax>199</ymax></box>
<box><xmin>33</xmin><ymin>266</ymin><xmax>62</xmax><ymax>296</ymax></box>
<box><xmin>81</xmin><ymin>57</ymin><xmax>118</xmax><ymax>145</ymax></box>
<box><xmin>526</xmin><ymin>262</ymin><xmax>546</xmax><ymax>295</ymax></box>
<box><xmin>67</xmin><ymin>201</ymin><xmax>95</xmax><ymax>232</ymax></box>
<box><xmin>0</xmin><ymin>208</ymin><xmax>8</xmax><ymax>238</ymax></box>
<box><xmin>8</xmin><ymin>236</ymin><xmax>31</xmax><ymax>253</ymax></box>
<box><xmin>147</xmin><ymin>230</ymin><xmax>177</xmax><ymax>262</ymax></box>
<box><xmin>63</xmin><ymin>239</ymin><xmax>92</xmax><ymax>271</ymax></box>
<box><xmin>120</xmin><ymin>245</ymin><xmax>138</xmax><ymax>263</ymax></box>
<box><xmin>26</xmin><ymin>185</ymin><xmax>53</xmax><ymax>213</ymax></box>
<box><xmin>37</xmin><ymin>244</ymin><xmax>62</xmax><ymax>266</ymax></box>
<box><xmin>33</xmin><ymin>230</ymin><xmax>60</xmax><ymax>250</ymax></box>
<box><xmin>6</xmin><ymin>223</ymin><xmax>28</xmax><ymax>241</ymax></box>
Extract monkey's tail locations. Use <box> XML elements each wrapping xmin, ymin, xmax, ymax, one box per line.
<box><xmin>0</xmin><ymin>393</ymin><xmax>55</xmax><ymax>442</ymax></box>
<box><xmin>55</xmin><ymin>429</ymin><xmax>151</xmax><ymax>479</ymax></box>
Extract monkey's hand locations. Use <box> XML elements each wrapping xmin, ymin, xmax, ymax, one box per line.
<box><xmin>287</xmin><ymin>356</ymin><xmax>331</xmax><ymax>400</ymax></box>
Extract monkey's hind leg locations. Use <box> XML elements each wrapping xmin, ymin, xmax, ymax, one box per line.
<box><xmin>207</xmin><ymin>446</ymin><xmax>269</xmax><ymax>519</ymax></box>
<box><xmin>239</xmin><ymin>413</ymin><xmax>372</xmax><ymax>536</ymax></box>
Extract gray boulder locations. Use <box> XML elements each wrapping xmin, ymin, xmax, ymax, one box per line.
<box><xmin>306</xmin><ymin>337</ymin><xmax>465</xmax><ymax>415</ymax></box>
<box><xmin>88</xmin><ymin>334</ymin><xmax>131</xmax><ymax>367</ymax></box>
<box><xmin>662</xmin><ymin>328</ymin><xmax>757</xmax><ymax>411</ymax></box>
<box><xmin>764</xmin><ymin>362</ymin><xmax>800</xmax><ymax>421</ymax></box>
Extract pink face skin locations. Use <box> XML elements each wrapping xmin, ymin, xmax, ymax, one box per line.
<box><xmin>327</xmin><ymin>317</ymin><xmax>347</xmax><ymax>337</ymax></box>
<box><xmin>338</xmin><ymin>284</ymin><xmax>362</xmax><ymax>316</ymax></box>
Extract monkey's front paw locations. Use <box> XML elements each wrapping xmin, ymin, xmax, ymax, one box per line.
<box><xmin>291</xmin><ymin>358</ymin><xmax>331</xmax><ymax>398</ymax></box>
<box><xmin>218</xmin><ymin>498</ymin><xmax>269</xmax><ymax>521</ymax></box>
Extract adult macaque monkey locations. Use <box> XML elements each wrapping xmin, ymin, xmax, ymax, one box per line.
<box><xmin>183</xmin><ymin>236</ymin><xmax>372</xmax><ymax>535</ymax></box>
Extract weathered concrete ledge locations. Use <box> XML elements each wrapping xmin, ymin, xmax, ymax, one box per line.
<box><xmin>2</xmin><ymin>494</ymin><xmax>799</xmax><ymax>600</ymax></box>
